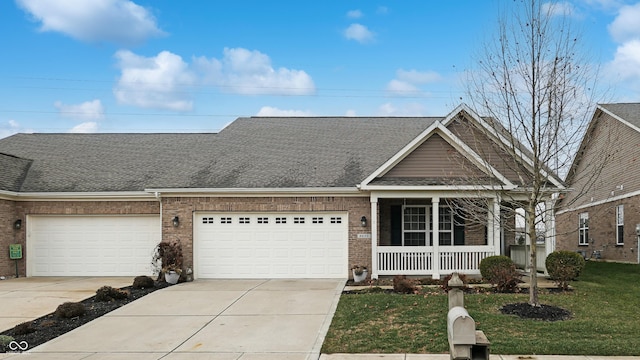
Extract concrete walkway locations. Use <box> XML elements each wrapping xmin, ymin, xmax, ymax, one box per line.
<box><xmin>320</xmin><ymin>355</ymin><xmax>640</xmax><ymax>360</ymax></box>
<box><xmin>2</xmin><ymin>278</ymin><xmax>344</xmax><ymax>359</ymax></box>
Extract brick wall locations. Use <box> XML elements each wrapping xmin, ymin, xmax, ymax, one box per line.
<box><xmin>557</xmin><ymin>195</ymin><xmax>640</xmax><ymax>264</ymax></box>
<box><xmin>160</xmin><ymin>196</ymin><xmax>371</xmax><ymax>277</ymax></box>
<box><xmin>0</xmin><ymin>199</ymin><xmax>18</xmax><ymax>278</ymax></box>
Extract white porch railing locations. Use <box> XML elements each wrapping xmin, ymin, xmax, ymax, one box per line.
<box><xmin>377</xmin><ymin>246</ymin><xmax>496</xmax><ymax>277</ymax></box>
<box><xmin>510</xmin><ymin>244</ymin><xmax>546</xmax><ymax>272</ymax></box>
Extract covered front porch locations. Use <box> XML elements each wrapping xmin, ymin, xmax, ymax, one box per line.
<box><xmin>368</xmin><ymin>192</ymin><xmax>509</xmax><ymax>279</ymax></box>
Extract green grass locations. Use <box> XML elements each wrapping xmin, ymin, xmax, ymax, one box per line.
<box><xmin>321</xmin><ymin>261</ymin><xmax>640</xmax><ymax>355</ymax></box>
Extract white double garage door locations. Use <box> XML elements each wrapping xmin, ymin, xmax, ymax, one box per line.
<box><xmin>28</xmin><ymin>212</ymin><xmax>348</xmax><ymax>279</ymax></box>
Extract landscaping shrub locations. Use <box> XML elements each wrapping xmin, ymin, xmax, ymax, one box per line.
<box><xmin>546</xmin><ymin>250</ymin><xmax>586</xmax><ymax>290</ymax></box>
<box><xmin>152</xmin><ymin>239</ymin><xmax>184</xmax><ymax>280</ymax></box>
<box><xmin>133</xmin><ymin>275</ymin><xmax>155</xmax><ymax>289</ymax></box>
<box><xmin>13</xmin><ymin>321</ymin><xmax>35</xmax><ymax>335</ymax></box>
<box><xmin>479</xmin><ymin>255</ymin><xmax>520</xmax><ymax>293</ymax></box>
<box><xmin>393</xmin><ymin>275</ymin><xmax>419</xmax><ymax>294</ymax></box>
<box><xmin>55</xmin><ymin>302</ymin><xmax>86</xmax><ymax>318</ymax></box>
<box><xmin>0</xmin><ymin>335</ymin><xmax>15</xmax><ymax>351</ymax></box>
<box><xmin>95</xmin><ymin>286</ymin><xmax>129</xmax><ymax>302</ymax></box>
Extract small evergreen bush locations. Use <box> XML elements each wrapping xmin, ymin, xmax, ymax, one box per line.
<box><xmin>479</xmin><ymin>255</ymin><xmax>520</xmax><ymax>292</ymax></box>
<box><xmin>55</xmin><ymin>302</ymin><xmax>86</xmax><ymax>318</ymax></box>
<box><xmin>545</xmin><ymin>250</ymin><xmax>586</xmax><ymax>290</ymax></box>
<box><xmin>95</xmin><ymin>286</ymin><xmax>129</xmax><ymax>302</ymax></box>
<box><xmin>133</xmin><ymin>275</ymin><xmax>155</xmax><ymax>289</ymax></box>
<box><xmin>393</xmin><ymin>275</ymin><xmax>419</xmax><ymax>294</ymax></box>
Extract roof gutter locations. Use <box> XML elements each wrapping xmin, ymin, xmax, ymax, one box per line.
<box><xmin>0</xmin><ymin>190</ymin><xmax>156</xmax><ymax>201</ymax></box>
<box><xmin>143</xmin><ymin>187</ymin><xmax>364</xmax><ymax>197</ymax></box>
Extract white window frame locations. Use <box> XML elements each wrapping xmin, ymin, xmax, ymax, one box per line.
<box><xmin>616</xmin><ymin>205</ymin><xmax>624</xmax><ymax>245</ymax></box>
<box><xmin>402</xmin><ymin>205</ymin><xmax>456</xmax><ymax>246</ymax></box>
<box><xmin>402</xmin><ymin>205</ymin><xmax>427</xmax><ymax>246</ymax></box>
<box><xmin>578</xmin><ymin>212</ymin><xmax>589</xmax><ymax>246</ymax></box>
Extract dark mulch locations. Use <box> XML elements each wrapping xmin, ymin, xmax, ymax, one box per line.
<box><xmin>0</xmin><ymin>281</ymin><xmax>169</xmax><ymax>353</ymax></box>
<box><xmin>500</xmin><ymin>302</ymin><xmax>572</xmax><ymax>321</ymax></box>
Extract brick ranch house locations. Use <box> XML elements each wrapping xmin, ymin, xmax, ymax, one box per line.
<box><xmin>0</xmin><ymin>105</ymin><xmax>564</xmax><ymax>279</ymax></box>
<box><xmin>556</xmin><ymin>103</ymin><xmax>640</xmax><ymax>264</ymax></box>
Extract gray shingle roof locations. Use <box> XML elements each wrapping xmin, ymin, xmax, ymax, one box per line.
<box><xmin>0</xmin><ymin>117</ymin><xmax>439</xmax><ymax>192</ymax></box>
<box><xmin>600</xmin><ymin>103</ymin><xmax>640</xmax><ymax>129</ymax></box>
<box><xmin>0</xmin><ymin>153</ymin><xmax>32</xmax><ymax>192</ymax></box>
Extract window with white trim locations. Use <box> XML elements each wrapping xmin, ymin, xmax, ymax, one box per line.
<box><xmin>578</xmin><ymin>212</ymin><xmax>589</xmax><ymax>245</ymax></box>
<box><xmin>403</xmin><ymin>206</ymin><xmax>426</xmax><ymax>246</ymax></box>
<box><xmin>257</xmin><ymin>217</ymin><xmax>269</xmax><ymax>224</ymax></box>
<box><xmin>275</xmin><ymin>217</ymin><xmax>286</xmax><ymax>224</ymax></box>
<box><xmin>312</xmin><ymin>217</ymin><xmax>324</xmax><ymax>224</ymax></box>
<box><xmin>239</xmin><ymin>217</ymin><xmax>250</xmax><ymax>224</ymax></box>
<box><xmin>434</xmin><ymin>207</ymin><xmax>453</xmax><ymax>246</ymax></box>
<box><xmin>202</xmin><ymin>217</ymin><xmax>214</xmax><ymax>224</ymax></box>
<box><xmin>616</xmin><ymin>205</ymin><xmax>624</xmax><ymax>245</ymax></box>
<box><xmin>330</xmin><ymin>217</ymin><xmax>342</xmax><ymax>224</ymax></box>
<box><xmin>220</xmin><ymin>217</ymin><xmax>232</xmax><ymax>224</ymax></box>
<box><xmin>294</xmin><ymin>217</ymin><xmax>305</xmax><ymax>224</ymax></box>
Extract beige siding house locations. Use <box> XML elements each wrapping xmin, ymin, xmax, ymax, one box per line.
<box><xmin>556</xmin><ymin>103</ymin><xmax>640</xmax><ymax>263</ymax></box>
<box><xmin>0</xmin><ymin>105</ymin><xmax>563</xmax><ymax>279</ymax></box>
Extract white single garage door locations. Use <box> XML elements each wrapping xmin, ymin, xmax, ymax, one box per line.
<box><xmin>194</xmin><ymin>212</ymin><xmax>348</xmax><ymax>279</ymax></box>
<box><xmin>28</xmin><ymin>215</ymin><xmax>161</xmax><ymax>276</ymax></box>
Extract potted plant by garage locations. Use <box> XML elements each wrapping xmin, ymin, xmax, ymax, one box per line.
<box><xmin>162</xmin><ymin>264</ymin><xmax>182</xmax><ymax>284</ymax></box>
<box><xmin>152</xmin><ymin>239</ymin><xmax>184</xmax><ymax>285</ymax></box>
<box><xmin>351</xmin><ymin>265</ymin><xmax>368</xmax><ymax>283</ymax></box>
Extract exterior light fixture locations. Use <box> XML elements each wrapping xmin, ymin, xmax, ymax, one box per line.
<box><xmin>172</xmin><ymin>216</ymin><xmax>179</xmax><ymax>227</ymax></box>
<box><xmin>14</xmin><ymin>219</ymin><xmax>22</xmax><ymax>230</ymax></box>
<box><xmin>360</xmin><ymin>216</ymin><xmax>367</xmax><ymax>227</ymax></box>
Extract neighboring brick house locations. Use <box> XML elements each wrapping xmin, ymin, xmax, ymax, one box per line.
<box><xmin>556</xmin><ymin>103</ymin><xmax>640</xmax><ymax>264</ymax></box>
<box><xmin>0</xmin><ymin>105</ymin><xmax>564</xmax><ymax>279</ymax></box>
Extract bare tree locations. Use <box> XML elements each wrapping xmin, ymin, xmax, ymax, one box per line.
<box><xmin>462</xmin><ymin>0</ymin><xmax>604</xmax><ymax>306</ymax></box>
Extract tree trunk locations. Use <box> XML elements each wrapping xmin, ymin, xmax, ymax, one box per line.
<box><xmin>527</xmin><ymin>205</ymin><xmax>539</xmax><ymax>306</ymax></box>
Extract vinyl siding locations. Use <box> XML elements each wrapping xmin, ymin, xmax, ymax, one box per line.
<box><xmin>447</xmin><ymin>117</ymin><xmax>533</xmax><ymax>185</ymax></box>
<box><xmin>382</xmin><ymin>133</ymin><xmax>486</xmax><ymax>179</ymax></box>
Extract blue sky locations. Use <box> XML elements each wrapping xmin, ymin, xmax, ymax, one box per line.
<box><xmin>1</xmin><ymin>0</ymin><xmax>639</xmax><ymax>138</ymax></box>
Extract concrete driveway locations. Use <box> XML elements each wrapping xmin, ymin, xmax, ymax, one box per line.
<box><xmin>0</xmin><ymin>277</ymin><xmax>133</xmax><ymax>332</ymax></box>
<box><xmin>2</xmin><ymin>278</ymin><xmax>345</xmax><ymax>360</ymax></box>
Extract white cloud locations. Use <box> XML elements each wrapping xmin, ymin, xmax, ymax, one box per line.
<box><xmin>69</xmin><ymin>122</ymin><xmax>99</xmax><ymax>133</ymax></box>
<box><xmin>345</xmin><ymin>109</ymin><xmax>357</xmax><ymax>117</ymax></box>
<box><xmin>608</xmin><ymin>3</ymin><xmax>640</xmax><ymax>43</ymax></box>
<box><xmin>608</xmin><ymin>39</ymin><xmax>640</xmax><ymax>80</ymax></box>
<box><xmin>194</xmin><ymin>47</ymin><xmax>315</xmax><ymax>95</ymax></box>
<box><xmin>16</xmin><ymin>0</ymin><xmax>164</xmax><ymax>45</ymax></box>
<box><xmin>256</xmin><ymin>106</ymin><xmax>313</xmax><ymax>116</ymax></box>
<box><xmin>54</xmin><ymin>99</ymin><xmax>104</xmax><ymax>120</ymax></box>
<box><xmin>542</xmin><ymin>2</ymin><xmax>576</xmax><ymax>17</ymax></box>
<box><xmin>377</xmin><ymin>6</ymin><xmax>389</xmax><ymax>15</ymax></box>
<box><xmin>386</xmin><ymin>69</ymin><xmax>442</xmax><ymax>96</ymax></box>
<box><xmin>396</xmin><ymin>69</ymin><xmax>442</xmax><ymax>84</ymax></box>
<box><xmin>347</xmin><ymin>10</ymin><xmax>363</xmax><ymax>19</ymax></box>
<box><xmin>344</xmin><ymin>23</ymin><xmax>375</xmax><ymax>43</ymax></box>
<box><xmin>0</xmin><ymin>120</ymin><xmax>27</xmax><ymax>139</ymax></box>
<box><xmin>114</xmin><ymin>50</ymin><xmax>196</xmax><ymax>111</ymax></box>
<box><xmin>377</xmin><ymin>102</ymin><xmax>426</xmax><ymax>116</ymax></box>
<box><xmin>386</xmin><ymin>80</ymin><xmax>420</xmax><ymax>95</ymax></box>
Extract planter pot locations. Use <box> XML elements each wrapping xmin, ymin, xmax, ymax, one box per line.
<box><xmin>164</xmin><ymin>271</ymin><xmax>180</xmax><ymax>285</ymax></box>
<box><xmin>352</xmin><ymin>269</ymin><xmax>368</xmax><ymax>283</ymax></box>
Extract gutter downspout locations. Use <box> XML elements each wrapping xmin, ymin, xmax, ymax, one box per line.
<box><xmin>154</xmin><ymin>192</ymin><xmax>162</xmax><ymax>241</ymax></box>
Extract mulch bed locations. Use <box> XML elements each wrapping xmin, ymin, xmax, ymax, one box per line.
<box><xmin>0</xmin><ymin>281</ymin><xmax>169</xmax><ymax>353</ymax></box>
<box><xmin>500</xmin><ymin>302</ymin><xmax>572</xmax><ymax>321</ymax></box>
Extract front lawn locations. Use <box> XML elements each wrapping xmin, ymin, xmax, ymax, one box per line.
<box><xmin>321</xmin><ymin>261</ymin><xmax>640</xmax><ymax>355</ymax></box>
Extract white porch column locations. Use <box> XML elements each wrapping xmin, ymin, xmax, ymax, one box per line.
<box><xmin>487</xmin><ymin>197</ymin><xmax>501</xmax><ymax>254</ymax></box>
<box><xmin>371</xmin><ymin>197</ymin><xmax>379</xmax><ymax>279</ymax></box>
<box><xmin>544</xmin><ymin>199</ymin><xmax>556</xmax><ymax>275</ymax></box>
<box><xmin>432</xmin><ymin>197</ymin><xmax>440</xmax><ymax>279</ymax></box>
